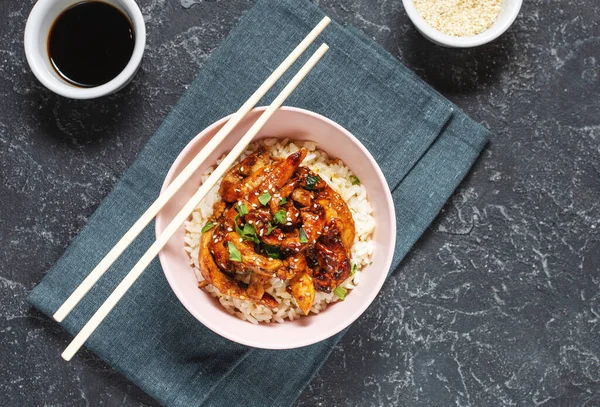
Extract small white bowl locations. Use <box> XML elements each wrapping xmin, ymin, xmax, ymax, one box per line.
<box><xmin>402</xmin><ymin>0</ymin><xmax>522</xmax><ymax>48</ymax></box>
<box><xmin>24</xmin><ymin>0</ymin><xmax>146</xmax><ymax>99</ymax></box>
<box><xmin>156</xmin><ymin>107</ymin><xmax>396</xmax><ymax>349</ymax></box>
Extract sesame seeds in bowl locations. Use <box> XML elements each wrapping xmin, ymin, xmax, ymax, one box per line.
<box><xmin>414</xmin><ymin>0</ymin><xmax>502</xmax><ymax>37</ymax></box>
<box><xmin>402</xmin><ymin>0</ymin><xmax>522</xmax><ymax>48</ymax></box>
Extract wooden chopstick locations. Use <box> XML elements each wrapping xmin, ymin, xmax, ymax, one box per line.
<box><xmin>52</xmin><ymin>17</ymin><xmax>331</xmax><ymax>324</ymax></box>
<box><xmin>61</xmin><ymin>44</ymin><xmax>330</xmax><ymax>361</ymax></box>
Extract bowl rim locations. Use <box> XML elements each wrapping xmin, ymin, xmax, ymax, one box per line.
<box><xmin>156</xmin><ymin>106</ymin><xmax>396</xmax><ymax>349</ymax></box>
<box><xmin>402</xmin><ymin>0</ymin><xmax>522</xmax><ymax>48</ymax></box>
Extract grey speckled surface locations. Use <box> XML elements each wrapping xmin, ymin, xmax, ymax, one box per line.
<box><xmin>1</xmin><ymin>0</ymin><xmax>599</xmax><ymax>406</ymax></box>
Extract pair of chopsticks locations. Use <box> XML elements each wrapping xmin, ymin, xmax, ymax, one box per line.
<box><xmin>57</xmin><ymin>17</ymin><xmax>332</xmax><ymax>361</ymax></box>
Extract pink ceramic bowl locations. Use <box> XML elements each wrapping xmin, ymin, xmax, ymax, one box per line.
<box><xmin>156</xmin><ymin>107</ymin><xmax>396</xmax><ymax>349</ymax></box>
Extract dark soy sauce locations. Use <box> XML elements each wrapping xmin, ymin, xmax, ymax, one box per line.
<box><xmin>48</xmin><ymin>1</ymin><xmax>135</xmax><ymax>88</ymax></box>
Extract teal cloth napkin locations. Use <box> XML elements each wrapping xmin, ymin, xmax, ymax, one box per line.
<box><xmin>28</xmin><ymin>0</ymin><xmax>490</xmax><ymax>405</ymax></box>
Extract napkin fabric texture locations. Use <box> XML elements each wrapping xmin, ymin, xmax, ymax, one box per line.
<box><xmin>29</xmin><ymin>0</ymin><xmax>490</xmax><ymax>406</ymax></box>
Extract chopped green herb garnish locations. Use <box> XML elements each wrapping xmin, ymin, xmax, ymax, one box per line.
<box><xmin>201</xmin><ymin>222</ymin><xmax>215</xmax><ymax>233</ymax></box>
<box><xmin>299</xmin><ymin>228</ymin><xmax>308</xmax><ymax>243</ymax></box>
<box><xmin>235</xmin><ymin>220</ymin><xmax>259</xmax><ymax>243</ymax></box>
<box><xmin>369</xmin><ymin>261</ymin><xmax>373</xmax><ymax>266</ymax></box>
<box><xmin>349</xmin><ymin>175</ymin><xmax>361</xmax><ymax>185</ymax></box>
<box><xmin>266</xmin><ymin>222</ymin><xmax>274</xmax><ymax>235</ymax></box>
<box><xmin>263</xmin><ymin>245</ymin><xmax>281</xmax><ymax>260</ymax></box>
<box><xmin>279</xmin><ymin>197</ymin><xmax>287</xmax><ymax>206</ymax></box>
<box><xmin>273</xmin><ymin>209</ymin><xmax>287</xmax><ymax>224</ymax></box>
<box><xmin>305</xmin><ymin>174</ymin><xmax>321</xmax><ymax>191</ymax></box>
<box><xmin>235</xmin><ymin>228</ymin><xmax>245</xmax><ymax>239</ymax></box>
<box><xmin>242</xmin><ymin>223</ymin><xmax>254</xmax><ymax>236</ymax></box>
<box><xmin>234</xmin><ymin>214</ymin><xmax>243</xmax><ymax>236</ymax></box>
<box><xmin>350</xmin><ymin>263</ymin><xmax>357</xmax><ymax>276</ymax></box>
<box><xmin>236</xmin><ymin>202</ymin><xmax>248</xmax><ymax>216</ymax></box>
<box><xmin>258</xmin><ymin>192</ymin><xmax>271</xmax><ymax>206</ymax></box>
<box><xmin>333</xmin><ymin>286</ymin><xmax>347</xmax><ymax>300</ymax></box>
<box><xmin>228</xmin><ymin>241</ymin><xmax>242</xmax><ymax>262</ymax></box>
<box><xmin>242</xmin><ymin>223</ymin><xmax>260</xmax><ymax>243</ymax></box>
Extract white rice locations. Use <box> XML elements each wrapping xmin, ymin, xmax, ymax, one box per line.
<box><xmin>184</xmin><ymin>138</ymin><xmax>376</xmax><ymax>324</ymax></box>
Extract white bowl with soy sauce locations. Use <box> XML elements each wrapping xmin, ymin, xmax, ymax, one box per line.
<box><xmin>24</xmin><ymin>0</ymin><xmax>146</xmax><ymax>99</ymax></box>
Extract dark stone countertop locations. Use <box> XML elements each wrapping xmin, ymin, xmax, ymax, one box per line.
<box><xmin>1</xmin><ymin>0</ymin><xmax>599</xmax><ymax>406</ymax></box>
